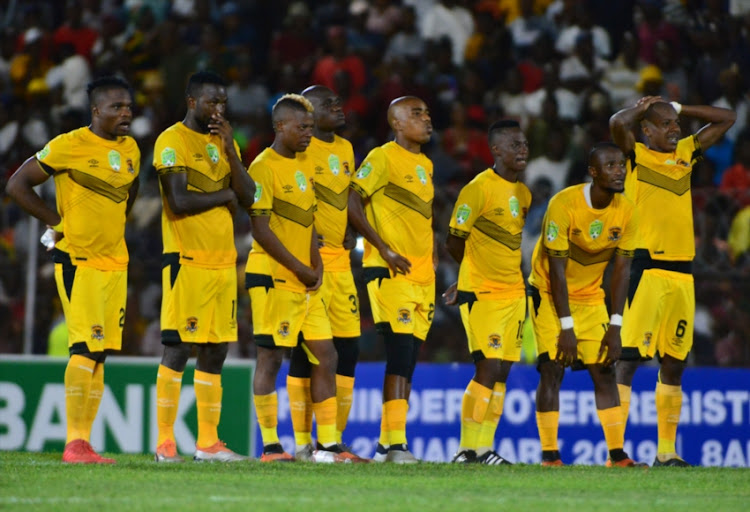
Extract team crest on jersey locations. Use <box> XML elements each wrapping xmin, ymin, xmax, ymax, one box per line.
<box><xmin>608</xmin><ymin>227</ymin><xmax>622</xmax><ymax>241</ymax></box>
<box><xmin>488</xmin><ymin>334</ymin><xmax>502</xmax><ymax>349</ymax></box>
<box><xmin>522</xmin><ymin>207</ymin><xmax>528</xmax><ymax>219</ymax></box>
<box><xmin>357</xmin><ymin>162</ymin><xmax>373</xmax><ymax>179</ymax></box>
<box><xmin>91</xmin><ymin>325</ymin><xmax>104</xmax><ymax>341</ymax></box>
<box><xmin>343</xmin><ymin>161</ymin><xmax>351</xmax><ymax>176</ymax></box>
<box><xmin>397</xmin><ymin>308</ymin><xmax>412</xmax><ymax>325</ymax></box>
<box><xmin>455</xmin><ymin>204</ymin><xmax>472</xmax><ymax>225</ymax></box>
<box><xmin>278</xmin><ymin>321</ymin><xmax>290</xmax><ymax>337</ymax></box>
<box><xmin>509</xmin><ymin>196</ymin><xmax>520</xmax><ymax>218</ymax></box>
<box><xmin>572</xmin><ymin>228</ymin><xmax>582</xmax><ymax>237</ymax></box>
<box><xmin>546</xmin><ymin>220</ymin><xmax>559</xmax><ymax>242</ymax></box>
<box><xmin>36</xmin><ymin>144</ymin><xmax>50</xmax><ymax>160</ymax></box>
<box><xmin>206</xmin><ymin>143</ymin><xmax>220</xmax><ymax>164</ymax></box>
<box><xmin>676</xmin><ymin>158</ymin><xmax>690</xmax><ymax>167</ymax></box>
<box><xmin>186</xmin><ymin>317</ymin><xmax>198</xmax><ymax>333</ymax></box>
<box><xmin>161</xmin><ymin>147</ymin><xmax>176</xmax><ymax>166</ymax></box>
<box><xmin>589</xmin><ymin>219</ymin><xmax>603</xmax><ymax>240</ymax></box>
<box><xmin>294</xmin><ymin>171</ymin><xmax>307</xmax><ymax>192</ymax></box>
<box><xmin>126</xmin><ymin>158</ymin><xmax>135</xmax><ymax>174</ymax></box>
<box><xmin>108</xmin><ymin>150</ymin><xmax>121</xmax><ymax>171</ymax></box>
<box><xmin>643</xmin><ymin>331</ymin><xmax>652</xmax><ymax>347</ymax></box>
<box><xmin>416</xmin><ymin>165</ymin><xmax>428</xmax><ymax>185</ymax></box>
<box><xmin>328</xmin><ymin>154</ymin><xmax>340</xmax><ymax>176</ymax></box>
<box><xmin>254</xmin><ymin>183</ymin><xmax>262</xmax><ymax>202</ymax></box>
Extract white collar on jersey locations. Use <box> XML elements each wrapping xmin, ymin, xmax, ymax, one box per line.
<box><xmin>583</xmin><ymin>182</ymin><xmax>593</xmax><ymax>208</ymax></box>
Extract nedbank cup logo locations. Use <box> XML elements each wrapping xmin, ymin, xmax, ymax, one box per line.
<box><xmin>546</xmin><ymin>220</ymin><xmax>559</xmax><ymax>242</ymax></box>
<box><xmin>455</xmin><ymin>204</ymin><xmax>471</xmax><ymax>225</ymax></box>
<box><xmin>36</xmin><ymin>144</ymin><xmax>50</xmax><ymax>160</ymax></box>
<box><xmin>254</xmin><ymin>182</ymin><xmax>262</xmax><ymax>202</ymax></box>
<box><xmin>357</xmin><ymin>162</ymin><xmax>372</xmax><ymax>179</ymax></box>
<box><xmin>108</xmin><ymin>150</ymin><xmax>121</xmax><ymax>171</ymax></box>
<box><xmin>509</xmin><ymin>196</ymin><xmax>520</xmax><ymax>218</ymax></box>
<box><xmin>294</xmin><ymin>171</ymin><xmax>307</xmax><ymax>192</ymax></box>
<box><xmin>206</xmin><ymin>143</ymin><xmax>220</xmax><ymax>164</ymax></box>
<box><xmin>161</xmin><ymin>147</ymin><xmax>176</xmax><ymax>166</ymax></box>
<box><xmin>416</xmin><ymin>165</ymin><xmax>428</xmax><ymax>185</ymax></box>
<box><xmin>328</xmin><ymin>154</ymin><xmax>340</xmax><ymax>176</ymax></box>
<box><xmin>589</xmin><ymin>219</ymin><xmax>603</xmax><ymax>240</ymax></box>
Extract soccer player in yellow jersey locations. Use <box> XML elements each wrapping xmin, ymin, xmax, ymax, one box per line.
<box><xmin>248</xmin><ymin>94</ymin><xmax>362</xmax><ymax>463</ymax></box>
<box><xmin>153</xmin><ymin>71</ymin><xmax>255</xmax><ymax>463</ymax></box>
<box><xmin>444</xmin><ymin>120</ymin><xmax>531</xmax><ymax>465</ymax></box>
<box><xmin>610</xmin><ymin>96</ymin><xmax>735</xmax><ymax>467</ymax></box>
<box><xmin>283</xmin><ymin>85</ymin><xmax>362</xmax><ymax>461</ymax></box>
<box><xmin>7</xmin><ymin>77</ymin><xmax>140</xmax><ymax>464</ymax></box>
<box><xmin>349</xmin><ymin>96</ymin><xmax>434</xmax><ymax>463</ymax></box>
<box><xmin>529</xmin><ymin>142</ymin><xmax>644</xmax><ymax>468</ymax></box>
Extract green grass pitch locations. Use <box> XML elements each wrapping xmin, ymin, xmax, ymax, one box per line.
<box><xmin>1</xmin><ymin>452</ymin><xmax>748</xmax><ymax>512</ymax></box>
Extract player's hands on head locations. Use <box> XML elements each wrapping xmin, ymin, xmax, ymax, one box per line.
<box><xmin>597</xmin><ymin>327</ymin><xmax>622</xmax><ymax>367</ymax></box>
<box><xmin>380</xmin><ymin>246</ymin><xmax>411</xmax><ymax>276</ymax></box>
<box><xmin>555</xmin><ymin>329</ymin><xmax>578</xmax><ymax>367</ymax></box>
<box><xmin>442</xmin><ymin>282</ymin><xmax>458</xmax><ymax>306</ymax></box>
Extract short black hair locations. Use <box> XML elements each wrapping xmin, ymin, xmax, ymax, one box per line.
<box><xmin>87</xmin><ymin>76</ymin><xmax>132</xmax><ymax>106</ymax></box>
<box><xmin>488</xmin><ymin>119</ymin><xmax>521</xmax><ymax>140</ymax></box>
<box><xmin>588</xmin><ymin>141</ymin><xmax>622</xmax><ymax>167</ymax></box>
<box><xmin>186</xmin><ymin>71</ymin><xmax>227</xmax><ymax>98</ymax></box>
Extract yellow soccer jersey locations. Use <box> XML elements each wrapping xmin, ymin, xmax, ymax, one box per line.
<box><xmin>35</xmin><ymin>127</ymin><xmax>140</xmax><ymax>270</ymax></box>
<box><xmin>154</xmin><ymin>122</ymin><xmax>240</xmax><ymax>269</ymax></box>
<box><xmin>299</xmin><ymin>135</ymin><xmax>354</xmax><ymax>272</ymax></box>
<box><xmin>247</xmin><ymin>147</ymin><xmax>316</xmax><ymax>293</ymax></box>
<box><xmin>350</xmin><ymin>141</ymin><xmax>434</xmax><ymax>285</ymax></box>
<box><xmin>529</xmin><ymin>184</ymin><xmax>638</xmax><ymax>304</ymax></box>
<box><xmin>448</xmin><ymin>169</ymin><xmax>530</xmax><ymax>299</ymax></box>
<box><xmin>624</xmin><ymin>136</ymin><xmax>700</xmax><ymax>261</ymax></box>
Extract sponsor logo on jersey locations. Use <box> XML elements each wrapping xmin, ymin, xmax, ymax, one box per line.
<box><xmin>589</xmin><ymin>219</ymin><xmax>603</xmax><ymax>240</ymax></box>
<box><xmin>206</xmin><ymin>143</ymin><xmax>220</xmax><ymax>164</ymax></box>
<box><xmin>455</xmin><ymin>204</ymin><xmax>472</xmax><ymax>225</ymax></box>
<box><xmin>161</xmin><ymin>147</ymin><xmax>176</xmax><ymax>166</ymax></box>
<box><xmin>493</xmin><ymin>207</ymin><xmax>505</xmax><ymax>216</ymax></box>
<box><xmin>186</xmin><ymin>317</ymin><xmax>198</xmax><ymax>333</ymax></box>
<box><xmin>108</xmin><ymin>150</ymin><xmax>121</xmax><ymax>171</ymax></box>
<box><xmin>127</xmin><ymin>159</ymin><xmax>135</xmax><ymax>174</ymax></box>
<box><xmin>509</xmin><ymin>196</ymin><xmax>520</xmax><ymax>218</ymax></box>
<box><xmin>88</xmin><ymin>159</ymin><xmax>99</xmax><ymax>167</ymax></box>
<box><xmin>572</xmin><ymin>228</ymin><xmax>582</xmax><ymax>237</ymax></box>
<box><xmin>343</xmin><ymin>161</ymin><xmax>351</xmax><ymax>176</ymax></box>
<box><xmin>328</xmin><ymin>154</ymin><xmax>340</xmax><ymax>176</ymax></box>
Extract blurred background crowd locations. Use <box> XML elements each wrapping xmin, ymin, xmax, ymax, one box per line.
<box><xmin>1</xmin><ymin>0</ymin><xmax>749</xmax><ymax>366</ymax></box>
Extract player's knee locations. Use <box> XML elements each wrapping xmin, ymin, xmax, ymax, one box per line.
<box><xmin>383</xmin><ymin>330</ymin><xmax>414</xmax><ymax>378</ymax></box>
<box><xmin>289</xmin><ymin>341</ymin><xmax>312</xmax><ymax>378</ymax></box>
<box><xmin>334</xmin><ymin>337</ymin><xmax>359</xmax><ymax>377</ymax></box>
<box><xmin>615</xmin><ymin>359</ymin><xmax>639</xmax><ymax>384</ymax></box>
<box><xmin>538</xmin><ymin>360</ymin><xmax>564</xmax><ymax>389</ymax></box>
<box><xmin>160</xmin><ymin>343</ymin><xmax>192</xmax><ymax>372</ymax></box>
<box><xmin>659</xmin><ymin>355</ymin><xmax>686</xmax><ymax>385</ymax></box>
<box><xmin>407</xmin><ymin>338</ymin><xmax>422</xmax><ymax>383</ymax></box>
<box><xmin>196</xmin><ymin>343</ymin><xmax>228</xmax><ymax>373</ymax></box>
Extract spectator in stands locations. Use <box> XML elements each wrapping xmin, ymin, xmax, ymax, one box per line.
<box><xmin>720</xmin><ymin>130</ymin><xmax>750</xmax><ymax>204</ymax></box>
<box><xmin>421</xmin><ymin>0</ymin><xmax>475</xmax><ymax>67</ymax></box>
<box><xmin>602</xmin><ymin>32</ymin><xmax>646</xmax><ymax>110</ymax></box>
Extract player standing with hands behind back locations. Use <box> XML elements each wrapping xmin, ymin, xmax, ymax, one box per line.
<box><xmin>610</xmin><ymin>96</ymin><xmax>735</xmax><ymax>467</ymax></box>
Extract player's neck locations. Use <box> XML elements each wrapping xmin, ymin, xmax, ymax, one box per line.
<box><xmin>588</xmin><ymin>183</ymin><xmax>614</xmax><ymax>209</ymax></box>
<box><xmin>182</xmin><ymin>114</ymin><xmax>208</xmax><ymax>135</ymax></box>
<box><xmin>271</xmin><ymin>140</ymin><xmax>296</xmax><ymax>159</ymax></box>
<box><xmin>88</xmin><ymin>124</ymin><xmax>117</xmax><ymax>141</ymax></box>
<box><xmin>313</xmin><ymin>128</ymin><xmax>335</xmax><ymax>143</ymax></box>
<box><xmin>394</xmin><ymin>137</ymin><xmax>421</xmax><ymax>154</ymax></box>
<box><xmin>492</xmin><ymin>165</ymin><xmax>519</xmax><ymax>183</ymax></box>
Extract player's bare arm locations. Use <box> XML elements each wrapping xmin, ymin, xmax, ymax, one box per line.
<box><xmin>597</xmin><ymin>253</ymin><xmax>631</xmax><ymax>366</ymax></box>
<box><xmin>6</xmin><ymin>157</ymin><xmax>61</xmax><ymax>227</ymax></box>
<box><xmin>160</xmin><ymin>171</ymin><xmax>235</xmax><ymax>216</ymax></box>
<box><xmin>609</xmin><ymin>96</ymin><xmax>664</xmax><ymax>154</ymax></box>
<box><xmin>208</xmin><ymin>112</ymin><xmax>256</xmax><ymax>211</ymax></box>
<box><xmin>549</xmin><ymin>255</ymin><xmax>577</xmax><ymax>367</ymax></box>
<box><xmin>251</xmin><ymin>214</ymin><xmax>318</xmax><ymax>288</ymax></box>
<box><xmin>687</xmin><ymin>104</ymin><xmax>737</xmax><ymax>151</ymax></box>
<box><xmin>347</xmin><ymin>188</ymin><xmax>412</xmax><ymax>275</ymax></box>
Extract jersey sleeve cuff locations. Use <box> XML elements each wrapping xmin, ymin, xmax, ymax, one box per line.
<box><xmin>156</xmin><ymin>165</ymin><xmax>188</xmax><ymax>176</ymax></box>
<box><xmin>545</xmin><ymin>248</ymin><xmax>569</xmax><ymax>258</ymax></box>
<box><xmin>250</xmin><ymin>208</ymin><xmax>272</xmax><ymax>217</ymax></box>
<box><xmin>448</xmin><ymin>227</ymin><xmax>469</xmax><ymax>239</ymax></box>
<box><xmin>349</xmin><ymin>181</ymin><xmax>369</xmax><ymax>198</ymax></box>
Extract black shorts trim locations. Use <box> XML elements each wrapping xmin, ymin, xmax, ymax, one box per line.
<box><xmin>457</xmin><ymin>291</ymin><xmax>477</xmax><ymax>309</ymax></box>
<box><xmin>245</xmin><ymin>273</ymin><xmax>274</xmax><ymax>290</ymax></box>
<box><xmin>363</xmin><ymin>267</ymin><xmax>390</xmax><ymax>285</ymax></box>
<box><xmin>162</xmin><ymin>252</ymin><xmax>181</xmax><ymax>288</ymax></box>
<box><xmin>161</xmin><ymin>329</ymin><xmax>182</xmax><ymax>345</ymax></box>
<box><xmin>620</xmin><ymin>346</ymin><xmax>648</xmax><ymax>361</ymax></box>
<box><xmin>471</xmin><ymin>350</ymin><xmax>485</xmax><ymax>363</ymax></box>
<box><xmin>53</xmin><ymin>249</ymin><xmax>77</xmax><ymax>300</ymax></box>
<box><xmin>629</xmin><ymin>249</ymin><xmax>692</xmax><ymax>303</ymax></box>
<box><xmin>527</xmin><ymin>285</ymin><xmax>541</xmax><ymax>316</ymax></box>
<box><xmin>254</xmin><ymin>334</ymin><xmax>276</xmax><ymax>348</ymax></box>
<box><xmin>69</xmin><ymin>342</ymin><xmax>97</xmax><ymax>355</ymax></box>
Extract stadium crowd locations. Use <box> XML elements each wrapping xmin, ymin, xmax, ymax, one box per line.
<box><xmin>1</xmin><ymin>0</ymin><xmax>749</xmax><ymax>367</ymax></box>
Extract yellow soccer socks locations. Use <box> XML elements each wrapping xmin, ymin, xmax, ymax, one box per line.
<box><xmin>477</xmin><ymin>382</ymin><xmax>506</xmax><ymax>454</ymax></box>
<box><xmin>194</xmin><ymin>370</ymin><xmax>222</xmax><ymax>448</ymax></box>
<box><xmin>82</xmin><ymin>362</ymin><xmax>105</xmax><ymax>442</ymax></box>
<box><xmin>384</xmin><ymin>399</ymin><xmax>408</xmax><ymax>446</ymax></box>
<box><xmin>656</xmin><ymin>382</ymin><xmax>683</xmax><ymax>458</ymax></box>
<box><xmin>536</xmin><ymin>411</ymin><xmax>560</xmax><ymax>453</ymax></box>
<box><xmin>335</xmin><ymin>375</ymin><xmax>355</xmax><ymax>443</ymax></box>
<box><xmin>313</xmin><ymin>396</ymin><xmax>338</xmax><ymax>447</ymax></box>
<box><xmin>254</xmin><ymin>391</ymin><xmax>280</xmax><ymax>447</ymax></box>
<box><xmin>459</xmin><ymin>379</ymin><xmax>492</xmax><ymax>452</ymax></box>
<box><xmin>65</xmin><ymin>355</ymin><xmax>96</xmax><ymax>443</ymax></box>
<box><xmin>287</xmin><ymin>376</ymin><xmax>313</xmax><ymax>448</ymax></box>
<box><xmin>156</xmin><ymin>365</ymin><xmax>184</xmax><ymax>446</ymax></box>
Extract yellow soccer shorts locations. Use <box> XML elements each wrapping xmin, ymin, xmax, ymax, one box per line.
<box><xmin>54</xmin><ymin>255</ymin><xmax>126</xmax><ymax>354</ymax></box>
<box><xmin>621</xmin><ymin>268</ymin><xmax>694</xmax><ymax>361</ymax></box>
<box><xmin>161</xmin><ymin>258</ymin><xmax>238</xmax><ymax>344</ymax></box>
<box><xmin>319</xmin><ymin>269</ymin><xmax>361</xmax><ymax>338</ymax></box>
<box><xmin>250</xmin><ymin>285</ymin><xmax>332</xmax><ymax>348</ymax></box>
<box><xmin>459</xmin><ymin>293</ymin><xmax>525</xmax><ymax>362</ymax></box>
<box><xmin>529</xmin><ymin>289</ymin><xmax>609</xmax><ymax>366</ymax></box>
<box><xmin>366</xmin><ymin>270</ymin><xmax>435</xmax><ymax>341</ymax></box>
